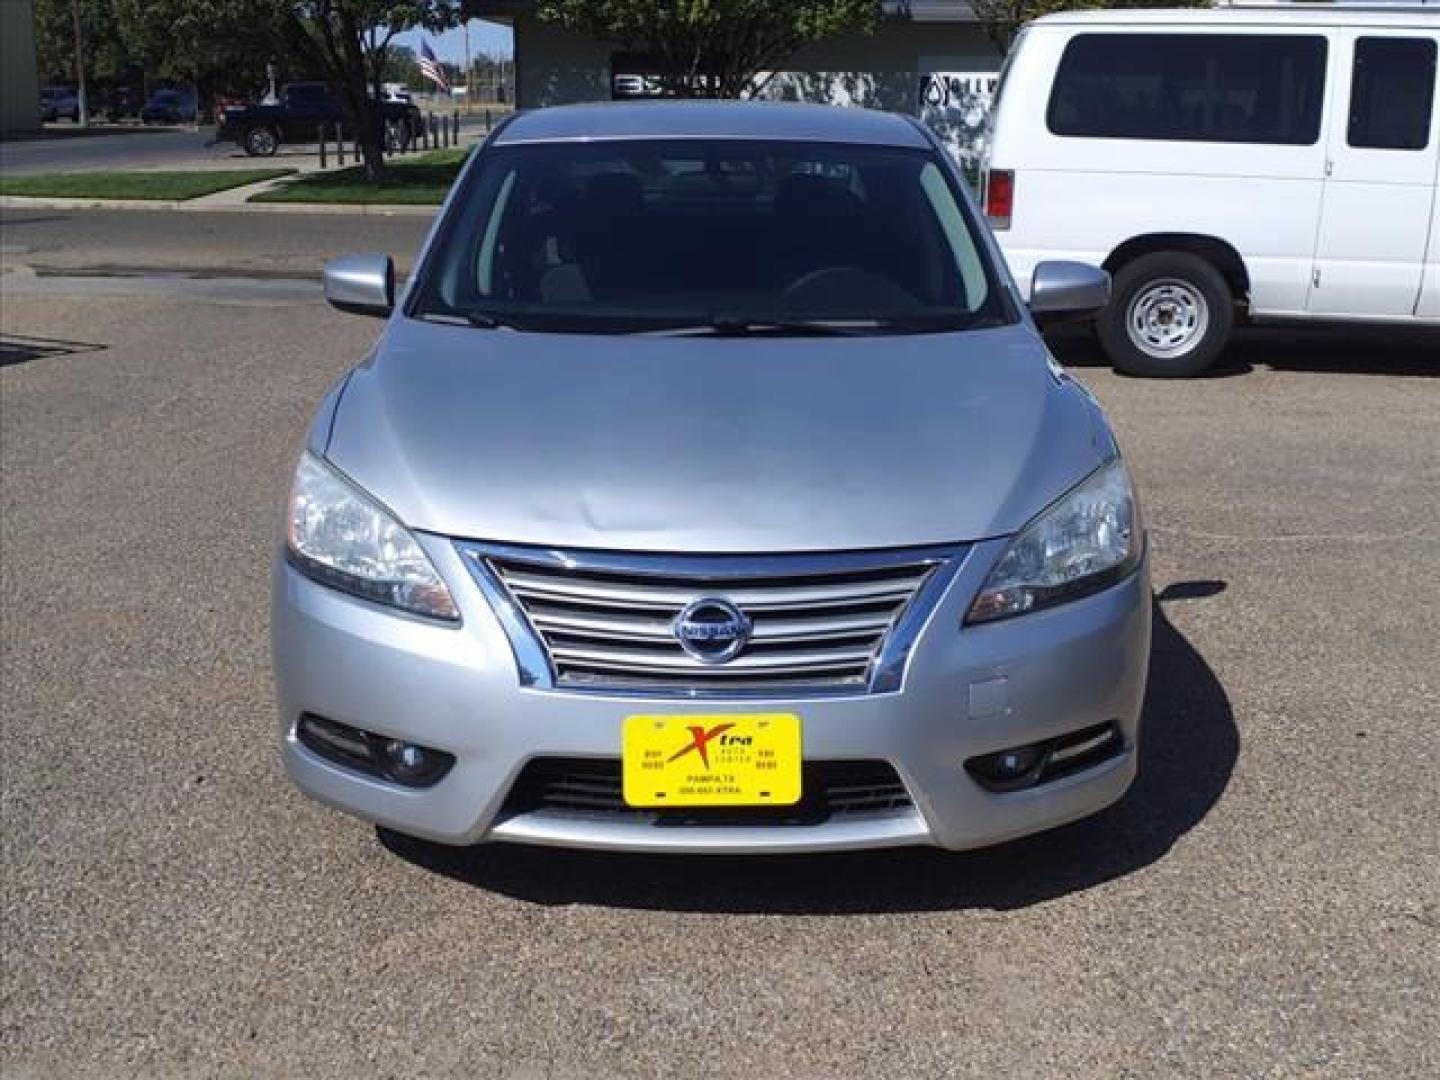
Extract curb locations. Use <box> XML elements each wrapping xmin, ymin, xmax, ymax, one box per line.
<box><xmin>0</xmin><ymin>194</ymin><xmax>438</xmax><ymax>216</ymax></box>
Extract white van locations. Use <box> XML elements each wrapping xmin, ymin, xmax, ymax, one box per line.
<box><xmin>984</xmin><ymin>2</ymin><xmax>1440</xmax><ymax>375</ymax></box>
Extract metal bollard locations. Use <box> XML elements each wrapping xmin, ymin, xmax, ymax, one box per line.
<box><xmin>335</xmin><ymin>122</ymin><xmax>345</xmax><ymax>166</ymax></box>
<box><xmin>452</xmin><ymin>111</ymin><xmax>459</xmax><ymax>144</ymax></box>
<box><xmin>318</xmin><ymin>124</ymin><xmax>327</xmax><ymax>169</ymax></box>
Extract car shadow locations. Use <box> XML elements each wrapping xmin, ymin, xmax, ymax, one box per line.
<box><xmin>380</xmin><ymin>587</ymin><xmax>1236</xmax><ymax>914</ymax></box>
<box><xmin>0</xmin><ymin>333</ymin><xmax>107</xmax><ymax>368</ymax></box>
<box><xmin>1046</xmin><ymin>323</ymin><xmax>1439</xmax><ymax>378</ymax></box>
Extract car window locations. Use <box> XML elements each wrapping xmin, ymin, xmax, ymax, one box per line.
<box><xmin>287</xmin><ymin>84</ymin><xmax>328</xmax><ymax>105</ymax></box>
<box><xmin>1047</xmin><ymin>33</ymin><xmax>1328</xmax><ymax>145</ymax></box>
<box><xmin>415</xmin><ymin>139</ymin><xmax>1011</xmax><ymax>335</ymax></box>
<box><xmin>1348</xmin><ymin>37</ymin><xmax>1437</xmax><ymax>151</ymax></box>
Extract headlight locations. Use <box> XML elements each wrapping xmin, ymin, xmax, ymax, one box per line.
<box><xmin>285</xmin><ymin>452</ymin><xmax>459</xmax><ymax>621</ymax></box>
<box><xmin>967</xmin><ymin>457</ymin><xmax>1141</xmax><ymax>624</ymax></box>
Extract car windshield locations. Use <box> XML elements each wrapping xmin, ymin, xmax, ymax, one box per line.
<box><xmin>412</xmin><ymin>138</ymin><xmax>1012</xmax><ymax>335</ymax></box>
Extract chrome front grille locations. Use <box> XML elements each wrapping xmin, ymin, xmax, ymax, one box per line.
<box><xmin>456</xmin><ymin>542</ymin><xmax>964</xmax><ymax>695</ymax></box>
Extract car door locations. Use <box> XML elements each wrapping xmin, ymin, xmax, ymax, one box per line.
<box><xmin>283</xmin><ymin>84</ymin><xmax>328</xmax><ymax>141</ymax></box>
<box><xmin>1308</xmin><ymin>30</ymin><xmax>1440</xmax><ymax>319</ymax></box>
<box><xmin>1417</xmin><ymin>131</ymin><xmax>1440</xmax><ymax>318</ymax></box>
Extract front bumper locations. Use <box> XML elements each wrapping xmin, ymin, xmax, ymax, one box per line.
<box><xmin>274</xmin><ymin>536</ymin><xmax>1151</xmax><ymax>853</ymax></box>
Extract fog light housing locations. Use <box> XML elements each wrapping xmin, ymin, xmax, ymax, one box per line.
<box><xmin>296</xmin><ymin>714</ymin><xmax>454</xmax><ymax>788</ymax></box>
<box><xmin>965</xmin><ymin>722</ymin><xmax>1123</xmax><ymax>793</ymax></box>
<box><xmin>965</xmin><ymin>743</ymin><xmax>1047</xmax><ymax>792</ymax></box>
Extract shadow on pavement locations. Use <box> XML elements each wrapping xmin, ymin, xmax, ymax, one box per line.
<box><xmin>1047</xmin><ymin>323</ymin><xmax>1439</xmax><ymax>378</ymax></box>
<box><xmin>381</xmin><ymin>589</ymin><xmax>1236</xmax><ymax>914</ymax></box>
<box><xmin>0</xmin><ymin>333</ymin><xmax>107</xmax><ymax>368</ymax></box>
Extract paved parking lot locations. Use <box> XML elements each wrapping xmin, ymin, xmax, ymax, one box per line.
<box><xmin>1</xmin><ymin>211</ymin><xmax>1437</xmax><ymax>1078</ymax></box>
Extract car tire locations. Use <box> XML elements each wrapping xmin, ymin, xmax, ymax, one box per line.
<box><xmin>243</xmin><ymin>126</ymin><xmax>279</xmax><ymax>157</ymax></box>
<box><xmin>1097</xmin><ymin>252</ymin><xmax>1235</xmax><ymax>378</ymax></box>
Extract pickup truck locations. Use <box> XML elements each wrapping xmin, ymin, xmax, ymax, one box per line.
<box><xmin>216</xmin><ymin>81</ymin><xmax>424</xmax><ymax>157</ymax></box>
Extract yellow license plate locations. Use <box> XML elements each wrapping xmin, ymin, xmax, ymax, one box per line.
<box><xmin>622</xmin><ymin>713</ymin><xmax>802</xmax><ymax>808</ymax></box>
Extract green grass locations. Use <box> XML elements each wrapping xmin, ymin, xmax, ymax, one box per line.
<box><xmin>0</xmin><ymin>168</ymin><xmax>295</xmax><ymax>201</ymax></box>
<box><xmin>250</xmin><ymin>149</ymin><xmax>467</xmax><ymax>206</ymax></box>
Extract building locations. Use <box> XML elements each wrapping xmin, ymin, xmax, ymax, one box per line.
<box><xmin>469</xmin><ymin>2</ymin><xmax>1003</xmax><ymax>162</ymax></box>
<box><xmin>1</xmin><ymin>0</ymin><xmax>41</xmax><ymax>136</ymax></box>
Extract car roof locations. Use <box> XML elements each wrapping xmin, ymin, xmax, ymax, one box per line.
<box><xmin>494</xmin><ymin>101</ymin><xmax>931</xmax><ymax>150</ymax></box>
<box><xmin>1033</xmin><ymin>7</ymin><xmax>1440</xmax><ymax>29</ymax></box>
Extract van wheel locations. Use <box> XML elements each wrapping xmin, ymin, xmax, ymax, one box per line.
<box><xmin>1097</xmin><ymin>252</ymin><xmax>1234</xmax><ymax>377</ymax></box>
<box><xmin>243</xmin><ymin>126</ymin><xmax>279</xmax><ymax>157</ymax></box>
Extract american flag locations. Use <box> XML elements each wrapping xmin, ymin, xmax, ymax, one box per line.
<box><xmin>419</xmin><ymin>40</ymin><xmax>451</xmax><ymax>94</ymax></box>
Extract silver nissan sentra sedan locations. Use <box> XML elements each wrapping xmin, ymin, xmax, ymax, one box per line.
<box><xmin>274</xmin><ymin>101</ymin><xmax>1151</xmax><ymax>854</ymax></box>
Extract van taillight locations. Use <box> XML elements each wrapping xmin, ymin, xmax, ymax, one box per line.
<box><xmin>985</xmin><ymin>170</ymin><xmax>1014</xmax><ymax>230</ymax></box>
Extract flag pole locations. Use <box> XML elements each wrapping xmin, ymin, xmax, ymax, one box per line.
<box><xmin>464</xmin><ymin>20</ymin><xmax>472</xmax><ymax>115</ymax></box>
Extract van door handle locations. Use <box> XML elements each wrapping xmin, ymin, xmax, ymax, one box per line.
<box><xmin>1324</xmin><ymin>158</ymin><xmax>1334</xmax><ymax>177</ymax></box>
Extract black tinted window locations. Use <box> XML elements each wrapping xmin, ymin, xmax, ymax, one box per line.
<box><xmin>1048</xmin><ymin>33</ymin><xmax>1327</xmax><ymax>145</ymax></box>
<box><xmin>1348</xmin><ymin>37</ymin><xmax>1436</xmax><ymax>150</ymax></box>
<box><xmin>414</xmin><ymin>140</ymin><xmax>1011</xmax><ymax>335</ymax></box>
<box><xmin>287</xmin><ymin>84</ymin><xmax>328</xmax><ymax>105</ymax></box>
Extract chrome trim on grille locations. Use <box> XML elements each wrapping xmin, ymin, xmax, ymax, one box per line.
<box><xmin>456</xmin><ymin>541</ymin><xmax>967</xmax><ymax>696</ymax></box>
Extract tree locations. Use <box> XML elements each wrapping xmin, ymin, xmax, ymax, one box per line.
<box><xmin>114</xmin><ymin>0</ymin><xmax>282</xmax><ymax>105</ymax></box>
<box><xmin>34</xmin><ymin>0</ymin><xmax>138</xmax><ymax>88</ymax></box>
<box><xmin>111</xmin><ymin>0</ymin><xmax>460</xmax><ymax>178</ymax></box>
<box><xmin>378</xmin><ymin>44</ymin><xmax>422</xmax><ymax>88</ymax></box>
<box><xmin>535</xmin><ymin>0</ymin><xmax>887</xmax><ymax>99</ymax></box>
<box><xmin>282</xmin><ymin>2</ymin><xmax>461</xmax><ymax>178</ymax></box>
<box><xmin>971</xmin><ymin>1</ymin><xmax>1204</xmax><ymax>54</ymax></box>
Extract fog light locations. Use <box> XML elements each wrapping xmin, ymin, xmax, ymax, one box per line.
<box><xmin>965</xmin><ymin>743</ymin><xmax>1046</xmax><ymax>791</ymax></box>
<box><xmin>378</xmin><ymin>739</ymin><xmax>449</xmax><ymax>786</ymax></box>
<box><xmin>296</xmin><ymin>713</ymin><xmax>454</xmax><ymax>788</ymax></box>
<box><xmin>965</xmin><ymin>722</ymin><xmax>1124</xmax><ymax>793</ymax></box>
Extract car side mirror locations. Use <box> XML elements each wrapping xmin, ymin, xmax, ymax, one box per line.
<box><xmin>1029</xmin><ymin>261</ymin><xmax>1110</xmax><ymax>323</ymax></box>
<box><xmin>324</xmin><ymin>254</ymin><xmax>394</xmax><ymax>318</ymax></box>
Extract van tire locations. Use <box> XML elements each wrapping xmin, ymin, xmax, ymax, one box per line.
<box><xmin>1098</xmin><ymin>252</ymin><xmax>1234</xmax><ymax>377</ymax></box>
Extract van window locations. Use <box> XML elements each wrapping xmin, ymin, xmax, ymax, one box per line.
<box><xmin>1047</xmin><ymin>33</ymin><xmax>1328</xmax><ymax>145</ymax></box>
<box><xmin>1348</xmin><ymin>37</ymin><xmax>1437</xmax><ymax>151</ymax></box>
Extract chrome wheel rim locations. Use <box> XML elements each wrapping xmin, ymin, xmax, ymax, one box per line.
<box><xmin>1126</xmin><ymin>279</ymin><xmax>1209</xmax><ymax>359</ymax></box>
<box><xmin>249</xmin><ymin>129</ymin><xmax>276</xmax><ymax>155</ymax></box>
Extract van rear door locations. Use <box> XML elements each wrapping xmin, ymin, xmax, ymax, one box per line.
<box><xmin>1308</xmin><ymin>31</ymin><xmax>1439</xmax><ymax>318</ymax></box>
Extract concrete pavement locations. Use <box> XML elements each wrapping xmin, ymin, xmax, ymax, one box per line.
<box><xmin>1</xmin><ymin>211</ymin><xmax>1437</xmax><ymax>1078</ymax></box>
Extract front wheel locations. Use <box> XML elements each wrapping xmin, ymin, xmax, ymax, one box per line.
<box><xmin>1097</xmin><ymin>252</ymin><xmax>1235</xmax><ymax>377</ymax></box>
<box><xmin>242</xmin><ymin>125</ymin><xmax>279</xmax><ymax>157</ymax></box>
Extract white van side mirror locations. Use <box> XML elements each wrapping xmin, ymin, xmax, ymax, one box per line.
<box><xmin>1029</xmin><ymin>261</ymin><xmax>1110</xmax><ymax>322</ymax></box>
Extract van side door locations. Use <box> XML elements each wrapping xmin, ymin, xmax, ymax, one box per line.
<box><xmin>1418</xmin><ymin>114</ymin><xmax>1440</xmax><ymax>318</ymax></box>
<box><xmin>1308</xmin><ymin>31</ymin><xmax>1439</xmax><ymax>318</ymax></box>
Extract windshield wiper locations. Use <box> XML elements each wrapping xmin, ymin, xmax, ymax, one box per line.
<box><xmin>413</xmin><ymin>311</ymin><xmax>528</xmax><ymax>331</ymax></box>
<box><xmin>642</xmin><ymin>317</ymin><xmax>883</xmax><ymax>338</ymax></box>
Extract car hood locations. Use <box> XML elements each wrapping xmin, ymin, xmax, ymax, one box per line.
<box><xmin>324</xmin><ymin>319</ymin><xmax>1111</xmax><ymax>553</ymax></box>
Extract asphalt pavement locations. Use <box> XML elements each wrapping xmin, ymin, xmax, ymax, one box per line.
<box><xmin>1</xmin><ymin>210</ymin><xmax>1437</xmax><ymax>1078</ymax></box>
<box><xmin>0</xmin><ymin>126</ymin><xmax>244</xmax><ymax>176</ymax></box>
<box><xmin>0</xmin><ymin>116</ymin><xmax>496</xmax><ymax>178</ymax></box>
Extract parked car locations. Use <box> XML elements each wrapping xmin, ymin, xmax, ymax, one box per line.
<box><xmin>984</xmin><ymin>5</ymin><xmax>1440</xmax><ymax>376</ymax></box>
<box><xmin>40</xmin><ymin>86</ymin><xmax>79</xmax><ymax>123</ymax></box>
<box><xmin>216</xmin><ymin>81</ymin><xmax>422</xmax><ymax>156</ymax></box>
<box><xmin>275</xmin><ymin>101</ymin><xmax>1150</xmax><ymax>855</ymax></box>
<box><xmin>140</xmin><ymin>88</ymin><xmax>198</xmax><ymax>125</ymax></box>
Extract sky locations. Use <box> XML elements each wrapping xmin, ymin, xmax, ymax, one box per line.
<box><xmin>393</xmin><ymin>19</ymin><xmax>514</xmax><ymax>64</ymax></box>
